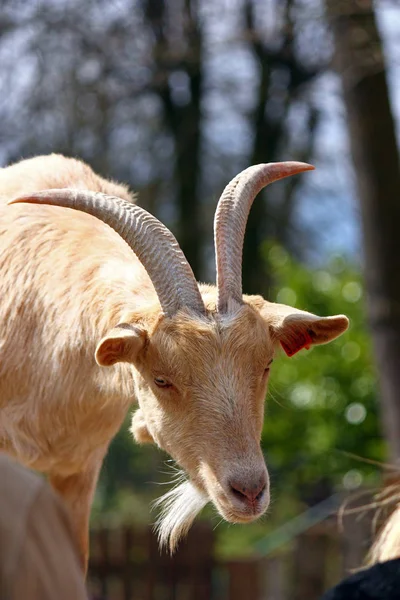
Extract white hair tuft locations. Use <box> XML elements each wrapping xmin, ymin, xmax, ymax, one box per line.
<box><xmin>153</xmin><ymin>479</ymin><xmax>208</xmax><ymax>553</ymax></box>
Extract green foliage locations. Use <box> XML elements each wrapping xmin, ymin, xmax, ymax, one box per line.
<box><xmin>263</xmin><ymin>244</ymin><xmax>384</xmax><ymax>502</ymax></box>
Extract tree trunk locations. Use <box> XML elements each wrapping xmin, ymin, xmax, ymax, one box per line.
<box><xmin>144</xmin><ymin>0</ymin><xmax>204</xmax><ymax>279</ymax></box>
<box><xmin>243</xmin><ymin>0</ymin><xmax>320</xmax><ymax>295</ymax></box>
<box><xmin>326</xmin><ymin>0</ymin><xmax>400</xmax><ymax>459</ymax></box>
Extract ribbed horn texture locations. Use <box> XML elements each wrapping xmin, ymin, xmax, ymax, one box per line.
<box><xmin>9</xmin><ymin>189</ymin><xmax>205</xmax><ymax>317</ymax></box>
<box><xmin>214</xmin><ymin>162</ymin><xmax>315</xmax><ymax>313</ymax></box>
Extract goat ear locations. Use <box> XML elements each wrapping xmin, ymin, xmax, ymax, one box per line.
<box><xmin>261</xmin><ymin>302</ymin><xmax>349</xmax><ymax>357</ymax></box>
<box><xmin>95</xmin><ymin>324</ymin><xmax>147</xmax><ymax>367</ymax></box>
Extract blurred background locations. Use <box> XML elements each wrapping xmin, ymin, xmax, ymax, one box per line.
<box><xmin>1</xmin><ymin>0</ymin><xmax>399</xmax><ymax>597</ymax></box>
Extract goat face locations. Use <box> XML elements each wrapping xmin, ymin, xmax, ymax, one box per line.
<box><xmin>96</xmin><ymin>295</ymin><xmax>348</xmax><ymax>549</ymax></box>
<box><xmin>96</xmin><ymin>303</ymin><xmax>271</xmax><ymax>546</ymax></box>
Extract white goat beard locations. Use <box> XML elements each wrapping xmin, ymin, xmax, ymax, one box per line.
<box><xmin>153</xmin><ymin>480</ymin><xmax>208</xmax><ymax>553</ymax></box>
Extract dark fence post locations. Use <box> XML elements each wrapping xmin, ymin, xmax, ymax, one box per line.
<box><xmin>341</xmin><ymin>507</ymin><xmax>373</xmax><ymax>573</ymax></box>
<box><xmin>263</xmin><ymin>555</ymin><xmax>286</xmax><ymax>600</ymax></box>
<box><xmin>87</xmin><ymin>512</ymin><xmax>377</xmax><ymax>600</ymax></box>
<box><xmin>292</xmin><ymin>525</ymin><xmax>331</xmax><ymax>600</ymax></box>
<box><xmin>226</xmin><ymin>559</ymin><xmax>261</xmax><ymax>600</ymax></box>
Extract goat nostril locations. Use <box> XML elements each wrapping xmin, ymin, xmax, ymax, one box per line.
<box><xmin>230</xmin><ymin>484</ymin><xmax>248</xmax><ymax>502</ymax></box>
<box><xmin>255</xmin><ymin>485</ymin><xmax>265</xmax><ymax>501</ymax></box>
<box><xmin>229</xmin><ymin>480</ymin><xmax>266</xmax><ymax>504</ymax></box>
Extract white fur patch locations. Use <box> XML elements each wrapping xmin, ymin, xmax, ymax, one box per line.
<box><xmin>153</xmin><ymin>480</ymin><xmax>208</xmax><ymax>553</ymax></box>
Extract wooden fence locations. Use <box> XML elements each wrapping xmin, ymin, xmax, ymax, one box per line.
<box><xmin>87</xmin><ymin>513</ymin><xmax>373</xmax><ymax>600</ymax></box>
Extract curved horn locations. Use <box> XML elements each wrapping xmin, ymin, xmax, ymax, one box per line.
<box><xmin>9</xmin><ymin>190</ymin><xmax>205</xmax><ymax>317</ymax></box>
<box><xmin>214</xmin><ymin>162</ymin><xmax>315</xmax><ymax>312</ymax></box>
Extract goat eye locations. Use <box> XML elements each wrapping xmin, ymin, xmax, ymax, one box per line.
<box><xmin>154</xmin><ymin>377</ymin><xmax>171</xmax><ymax>388</ymax></box>
<box><xmin>264</xmin><ymin>359</ymin><xmax>273</xmax><ymax>374</ymax></box>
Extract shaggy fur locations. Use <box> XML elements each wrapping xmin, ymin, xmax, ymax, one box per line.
<box><xmin>0</xmin><ymin>154</ymin><xmax>349</xmax><ymax>568</ymax></box>
<box><xmin>367</xmin><ymin>499</ymin><xmax>400</xmax><ymax>566</ymax></box>
<box><xmin>153</xmin><ymin>480</ymin><xmax>208</xmax><ymax>552</ymax></box>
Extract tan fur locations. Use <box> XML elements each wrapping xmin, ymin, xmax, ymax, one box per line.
<box><xmin>368</xmin><ymin>505</ymin><xmax>400</xmax><ymax>565</ymax></box>
<box><xmin>0</xmin><ymin>154</ymin><xmax>349</xmax><ymax>565</ymax></box>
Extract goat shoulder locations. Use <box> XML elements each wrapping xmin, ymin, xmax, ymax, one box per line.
<box><xmin>0</xmin><ymin>155</ymin><xmax>155</xmax><ymax>473</ymax></box>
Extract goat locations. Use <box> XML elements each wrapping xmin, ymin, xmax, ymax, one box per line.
<box><xmin>0</xmin><ymin>153</ymin><xmax>349</xmax><ymax>568</ymax></box>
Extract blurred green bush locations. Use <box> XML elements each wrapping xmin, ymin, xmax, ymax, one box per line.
<box><xmin>263</xmin><ymin>244</ymin><xmax>382</xmax><ymax>503</ymax></box>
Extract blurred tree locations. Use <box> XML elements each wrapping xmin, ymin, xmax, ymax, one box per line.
<box><xmin>242</xmin><ymin>0</ymin><xmax>322</xmax><ymax>293</ymax></box>
<box><xmin>326</xmin><ymin>0</ymin><xmax>400</xmax><ymax>459</ymax></box>
<box><xmin>0</xmin><ymin>0</ymin><xmax>326</xmax><ymax>281</ymax></box>
<box><xmin>143</xmin><ymin>0</ymin><xmax>204</xmax><ymax>276</ymax></box>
